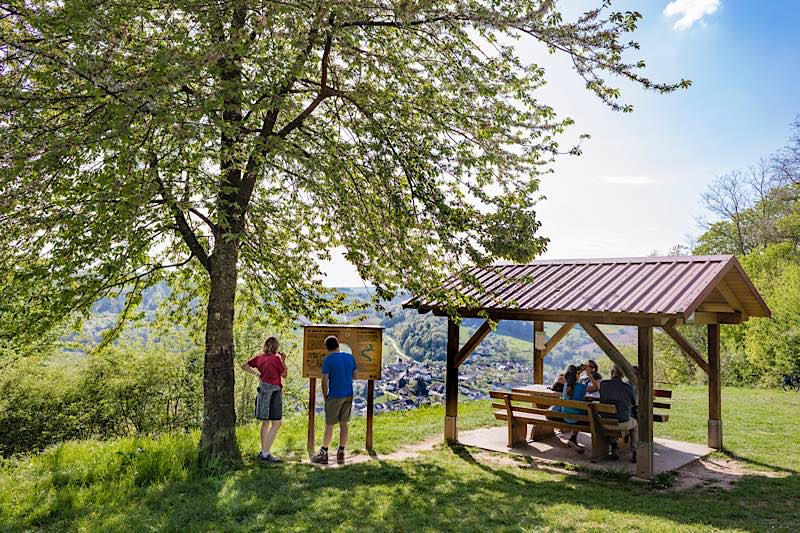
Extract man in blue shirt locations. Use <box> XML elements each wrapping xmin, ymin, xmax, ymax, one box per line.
<box><xmin>311</xmin><ymin>335</ymin><xmax>357</xmax><ymax>465</ymax></box>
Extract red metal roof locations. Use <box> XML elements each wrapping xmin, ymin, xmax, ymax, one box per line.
<box><xmin>404</xmin><ymin>255</ymin><xmax>770</xmax><ymax>321</ymax></box>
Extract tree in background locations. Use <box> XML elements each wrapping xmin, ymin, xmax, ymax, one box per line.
<box><xmin>1</xmin><ymin>1</ymin><xmax>688</xmax><ymax>458</ymax></box>
<box><xmin>694</xmin><ymin>116</ymin><xmax>800</xmax><ymax>385</ymax></box>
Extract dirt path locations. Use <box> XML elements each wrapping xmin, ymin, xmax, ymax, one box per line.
<box><xmin>307</xmin><ymin>437</ymin><xmax>788</xmax><ymax>493</ymax></box>
<box><xmin>307</xmin><ymin>437</ymin><xmax>441</xmax><ymax>468</ymax></box>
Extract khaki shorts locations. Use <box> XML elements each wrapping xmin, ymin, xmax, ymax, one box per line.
<box><xmin>325</xmin><ymin>396</ymin><xmax>353</xmax><ymax>426</ymax></box>
<box><xmin>602</xmin><ymin>417</ymin><xmax>637</xmax><ymax>433</ymax></box>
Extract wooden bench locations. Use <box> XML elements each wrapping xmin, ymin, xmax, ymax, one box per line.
<box><xmin>652</xmin><ymin>388</ymin><xmax>672</xmax><ymax>423</ymax></box>
<box><xmin>490</xmin><ymin>388</ymin><xmax>673</xmax><ymax>460</ymax></box>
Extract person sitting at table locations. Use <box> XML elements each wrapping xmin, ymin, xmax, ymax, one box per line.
<box><xmin>549</xmin><ymin>368</ymin><xmax>567</xmax><ymax>393</ymax></box>
<box><xmin>548</xmin><ymin>366</ymin><xmax>596</xmax><ymax>453</ymax></box>
<box><xmin>580</xmin><ymin>360</ymin><xmax>602</xmax><ymax>399</ymax></box>
<box><xmin>580</xmin><ymin>359</ymin><xmax>602</xmax><ymax>384</ymax></box>
<box><xmin>599</xmin><ymin>365</ymin><xmax>638</xmax><ymax>461</ymax></box>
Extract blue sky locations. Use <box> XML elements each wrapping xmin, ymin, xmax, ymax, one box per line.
<box><xmin>322</xmin><ymin>0</ymin><xmax>800</xmax><ymax>286</ymax></box>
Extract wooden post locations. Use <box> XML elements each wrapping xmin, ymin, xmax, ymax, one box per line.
<box><xmin>366</xmin><ymin>379</ymin><xmax>375</xmax><ymax>451</ymax></box>
<box><xmin>636</xmin><ymin>326</ymin><xmax>654</xmax><ymax>479</ymax></box>
<box><xmin>445</xmin><ymin>318</ymin><xmax>459</xmax><ymax>442</ymax></box>
<box><xmin>307</xmin><ymin>377</ymin><xmax>317</xmax><ymax>453</ymax></box>
<box><xmin>533</xmin><ymin>321</ymin><xmax>544</xmax><ymax>384</ymax></box>
<box><xmin>708</xmin><ymin>323</ymin><xmax>722</xmax><ymax>450</ymax></box>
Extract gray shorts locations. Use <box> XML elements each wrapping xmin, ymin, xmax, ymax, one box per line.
<box><xmin>255</xmin><ymin>383</ymin><xmax>282</xmax><ymax>421</ymax></box>
<box><xmin>325</xmin><ymin>396</ymin><xmax>353</xmax><ymax>426</ymax></box>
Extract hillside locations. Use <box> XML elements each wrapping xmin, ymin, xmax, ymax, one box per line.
<box><xmin>80</xmin><ymin>285</ymin><xmax>637</xmax><ymax>376</ymax></box>
<box><xmin>2</xmin><ymin>386</ymin><xmax>798</xmax><ymax>531</ymax></box>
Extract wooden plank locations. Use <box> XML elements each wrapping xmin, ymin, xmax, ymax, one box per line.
<box><xmin>489</xmin><ymin>391</ymin><xmax>616</xmax><ymax>413</ymax></box>
<box><xmin>661</xmin><ymin>322</ymin><xmax>710</xmax><ymax>374</ymax></box>
<box><xmin>708</xmin><ymin>323</ymin><xmax>722</xmax><ymax>450</ymax></box>
<box><xmin>541</xmin><ymin>322</ymin><xmax>575</xmax><ymax>357</ymax></box>
<box><xmin>445</xmin><ymin>319</ymin><xmax>459</xmax><ymax>441</ymax></box>
<box><xmin>716</xmin><ymin>279</ymin><xmax>748</xmax><ymax>319</ymax></box>
<box><xmin>307</xmin><ymin>377</ymin><xmax>316</xmax><ymax>452</ymax></box>
<box><xmin>533</xmin><ymin>321</ymin><xmax>544</xmax><ymax>384</ymax></box>
<box><xmin>580</xmin><ymin>322</ymin><xmax>638</xmax><ymax>387</ymax></box>
<box><xmin>490</xmin><ymin>403</ymin><xmax>593</xmax><ymax>422</ymax></box>
<box><xmin>493</xmin><ymin>411</ymin><xmax>591</xmax><ymax>433</ymax></box>
<box><xmin>365</xmin><ymin>379</ymin><xmax>374</xmax><ymax>451</ymax></box>
<box><xmin>636</xmin><ymin>326</ymin><xmax>654</xmax><ymax>479</ymax></box>
<box><xmin>653</xmin><ymin>414</ymin><xmax>670</xmax><ymax>423</ymax></box>
<box><xmin>455</xmin><ymin>320</ymin><xmax>493</xmax><ymax>368</ymax></box>
<box><xmin>653</xmin><ymin>401</ymin><xmax>671</xmax><ymax>410</ymax></box>
<box><xmin>684</xmin><ymin>311</ymin><xmax>742</xmax><ymax>325</ymax></box>
<box><xmin>430</xmin><ymin>308</ymin><xmax>671</xmax><ymax>327</ymax></box>
<box><xmin>504</xmin><ymin>394</ymin><xmax>516</xmax><ymax>446</ymax></box>
<box><xmin>698</xmin><ymin>302</ymin><xmax>736</xmax><ymax>313</ymax></box>
<box><xmin>587</xmin><ymin>403</ymin><xmax>611</xmax><ymax>461</ymax></box>
<box><xmin>653</xmin><ymin>389</ymin><xmax>673</xmax><ymax>398</ymax></box>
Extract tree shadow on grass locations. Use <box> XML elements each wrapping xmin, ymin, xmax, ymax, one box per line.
<box><xmin>6</xmin><ymin>445</ymin><xmax>800</xmax><ymax>532</ymax></box>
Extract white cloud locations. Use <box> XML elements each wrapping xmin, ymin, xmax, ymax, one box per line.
<box><xmin>599</xmin><ymin>175</ymin><xmax>664</xmax><ymax>185</ymax></box>
<box><xmin>664</xmin><ymin>0</ymin><xmax>721</xmax><ymax>30</ymax></box>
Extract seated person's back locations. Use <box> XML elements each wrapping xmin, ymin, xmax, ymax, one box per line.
<box><xmin>599</xmin><ymin>366</ymin><xmax>636</xmax><ymax>422</ymax></box>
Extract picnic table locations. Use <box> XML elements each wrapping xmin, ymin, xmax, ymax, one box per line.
<box><xmin>510</xmin><ymin>384</ymin><xmax>561</xmax><ymax>440</ymax></box>
<box><xmin>510</xmin><ymin>383</ymin><xmax>601</xmax><ymax>439</ymax></box>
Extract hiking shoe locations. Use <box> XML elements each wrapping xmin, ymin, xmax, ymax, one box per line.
<box><xmin>609</xmin><ymin>445</ymin><xmax>620</xmax><ymax>461</ymax></box>
<box><xmin>265</xmin><ymin>454</ymin><xmax>281</xmax><ymax>464</ymax></box>
<box><xmin>337</xmin><ymin>448</ymin><xmax>345</xmax><ymax>465</ymax></box>
<box><xmin>310</xmin><ymin>449</ymin><xmax>329</xmax><ymax>464</ymax></box>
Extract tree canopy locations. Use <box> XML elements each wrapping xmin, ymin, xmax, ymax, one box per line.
<box><xmin>1</xmin><ymin>0</ymin><xmax>688</xmax><ymax>456</ymax></box>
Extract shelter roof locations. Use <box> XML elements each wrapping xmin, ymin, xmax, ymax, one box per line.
<box><xmin>403</xmin><ymin>255</ymin><xmax>770</xmax><ymax>324</ymax></box>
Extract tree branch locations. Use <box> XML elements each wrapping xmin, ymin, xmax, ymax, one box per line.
<box><xmin>150</xmin><ymin>157</ymin><xmax>210</xmax><ymax>269</ymax></box>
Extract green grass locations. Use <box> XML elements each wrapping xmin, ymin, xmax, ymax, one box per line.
<box><xmin>2</xmin><ymin>386</ymin><xmax>799</xmax><ymax>531</ymax></box>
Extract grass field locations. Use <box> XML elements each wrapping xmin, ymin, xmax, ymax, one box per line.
<box><xmin>2</xmin><ymin>386</ymin><xmax>799</xmax><ymax>531</ymax></box>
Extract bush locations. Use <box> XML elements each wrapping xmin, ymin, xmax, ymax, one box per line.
<box><xmin>0</xmin><ymin>340</ymin><xmax>204</xmax><ymax>456</ymax></box>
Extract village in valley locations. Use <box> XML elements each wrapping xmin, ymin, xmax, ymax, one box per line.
<box><xmin>314</xmin><ymin>348</ymin><xmax>535</xmax><ymax>416</ymax></box>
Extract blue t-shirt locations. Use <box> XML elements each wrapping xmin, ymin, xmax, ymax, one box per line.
<box><xmin>559</xmin><ymin>382</ymin><xmax>588</xmax><ymax>424</ymax></box>
<box><xmin>322</xmin><ymin>352</ymin><xmax>357</xmax><ymax>398</ymax></box>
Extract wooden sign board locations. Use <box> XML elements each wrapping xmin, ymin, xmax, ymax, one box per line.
<box><xmin>302</xmin><ymin>325</ymin><xmax>383</xmax><ymax>380</ymax></box>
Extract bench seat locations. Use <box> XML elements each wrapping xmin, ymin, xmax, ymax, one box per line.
<box><xmin>493</xmin><ymin>410</ymin><xmax>590</xmax><ymax>434</ymax></box>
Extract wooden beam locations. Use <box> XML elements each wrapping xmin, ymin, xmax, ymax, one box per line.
<box><xmin>541</xmin><ymin>322</ymin><xmax>575</xmax><ymax>357</ymax></box>
<box><xmin>708</xmin><ymin>323</ymin><xmax>722</xmax><ymax>450</ymax></box>
<box><xmin>580</xmin><ymin>323</ymin><xmax>638</xmax><ymax>387</ymax></box>
<box><xmin>365</xmin><ymin>379</ymin><xmax>374</xmax><ymax>451</ymax></box>
<box><xmin>636</xmin><ymin>326</ymin><xmax>654</xmax><ymax>479</ymax></box>
<box><xmin>716</xmin><ymin>280</ymin><xmax>748</xmax><ymax>319</ymax></box>
<box><xmin>445</xmin><ymin>319</ymin><xmax>459</xmax><ymax>442</ymax></box>
<box><xmin>685</xmin><ymin>311</ymin><xmax>742</xmax><ymax>325</ymax></box>
<box><xmin>430</xmin><ymin>308</ymin><xmax>671</xmax><ymax>327</ymax></box>
<box><xmin>660</xmin><ymin>321</ymin><xmax>710</xmax><ymax>374</ymax></box>
<box><xmin>698</xmin><ymin>302</ymin><xmax>736</xmax><ymax>313</ymax></box>
<box><xmin>533</xmin><ymin>321</ymin><xmax>544</xmax><ymax>384</ymax></box>
<box><xmin>307</xmin><ymin>378</ymin><xmax>316</xmax><ymax>453</ymax></box>
<box><xmin>454</xmin><ymin>320</ymin><xmax>493</xmax><ymax>368</ymax></box>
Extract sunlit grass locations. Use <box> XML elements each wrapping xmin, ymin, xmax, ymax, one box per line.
<box><xmin>1</xmin><ymin>386</ymin><xmax>798</xmax><ymax>531</ymax></box>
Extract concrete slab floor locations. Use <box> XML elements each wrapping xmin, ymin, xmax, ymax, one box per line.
<box><xmin>457</xmin><ymin>427</ymin><xmax>713</xmax><ymax>475</ymax></box>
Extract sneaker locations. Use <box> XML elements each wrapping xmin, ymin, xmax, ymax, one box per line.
<box><xmin>609</xmin><ymin>445</ymin><xmax>620</xmax><ymax>461</ymax></box>
<box><xmin>310</xmin><ymin>449</ymin><xmax>329</xmax><ymax>464</ymax></box>
<box><xmin>337</xmin><ymin>448</ymin><xmax>345</xmax><ymax>465</ymax></box>
<box><xmin>265</xmin><ymin>453</ymin><xmax>281</xmax><ymax>464</ymax></box>
<box><xmin>258</xmin><ymin>452</ymin><xmax>271</xmax><ymax>462</ymax></box>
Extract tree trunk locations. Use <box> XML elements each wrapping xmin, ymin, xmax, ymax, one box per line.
<box><xmin>199</xmin><ymin>239</ymin><xmax>240</xmax><ymax>459</ymax></box>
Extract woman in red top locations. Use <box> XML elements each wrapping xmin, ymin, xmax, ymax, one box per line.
<box><xmin>240</xmin><ymin>336</ymin><xmax>287</xmax><ymax>463</ymax></box>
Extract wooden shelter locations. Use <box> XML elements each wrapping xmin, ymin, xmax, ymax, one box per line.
<box><xmin>404</xmin><ymin>255</ymin><xmax>770</xmax><ymax>479</ymax></box>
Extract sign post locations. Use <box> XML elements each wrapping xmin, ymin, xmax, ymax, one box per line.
<box><xmin>303</xmin><ymin>325</ymin><xmax>383</xmax><ymax>453</ymax></box>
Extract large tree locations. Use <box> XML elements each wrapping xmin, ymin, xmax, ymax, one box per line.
<box><xmin>0</xmin><ymin>1</ymin><xmax>687</xmax><ymax>457</ymax></box>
